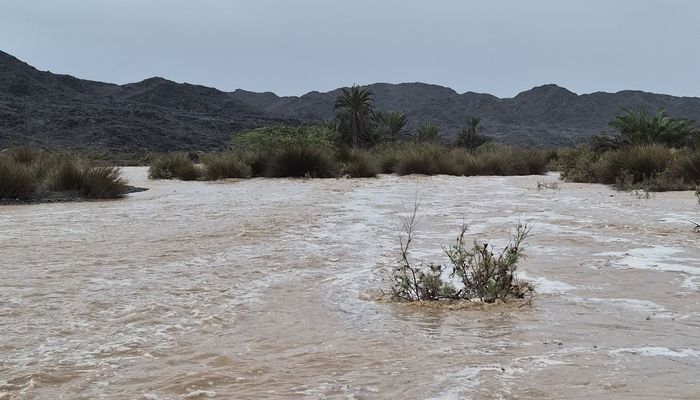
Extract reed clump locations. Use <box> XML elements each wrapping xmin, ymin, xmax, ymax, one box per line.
<box><xmin>0</xmin><ymin>150</ymin><xmax>128</xmax><ymax>201</ymax></box>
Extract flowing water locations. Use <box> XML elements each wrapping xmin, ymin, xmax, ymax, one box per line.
<box><xmin>1</xmin><ymin>168</ymin><xmax>699</xmax><ymax>399</ymax></box>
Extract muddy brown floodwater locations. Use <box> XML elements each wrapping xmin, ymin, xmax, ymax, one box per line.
<box><xmin>1</xmin><ymin>168</ymin><xmax>699</xmax><ymax>399</ymax></box>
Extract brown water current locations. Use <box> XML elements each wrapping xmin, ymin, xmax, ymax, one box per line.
<box><xmin>1</xmin><ymin>168</ymin><xmax>699</xmax><ymax>399</ymax></box>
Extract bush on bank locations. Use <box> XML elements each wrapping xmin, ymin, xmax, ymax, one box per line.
<box><xmin>147</xmin><ymin>142</ymin><xmax>550</xmax><ymax>181</ymax></box>
<box><xmin>556</xmin><ymin>145</ymin><xmax>700</xmax><ymax>191</ymax></box>
<box><xmin>0</xmin><ymin>150</ymin><xmax>128</xmax><ymax>201</ymax></box>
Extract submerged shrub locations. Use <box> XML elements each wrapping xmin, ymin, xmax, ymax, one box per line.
<box><xmin>268</xmin><ymin>145</ymin><xmax>338</xmax><ymax>178</ymax></box>
<box><xmin>390</xmin><ymin>204</ymin><xmax>533</xmax><ymax>303</ymax></box>
<box><xmin>148</xmin><ymin>153</ymin><xmax>200</xmax><ymax>181</ymax></box>
<box><xmin>0</xmin><ymin>156</ymin><xmax>35</xmax><ymax>199</ymax></box>
<box><xmin>202</xmin><ymin>153</ymin><xmax>252</xmax><ymax>180</ymax></box>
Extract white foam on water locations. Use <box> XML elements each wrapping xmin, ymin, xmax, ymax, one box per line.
<box><xmin>610</xmin><ymin>347</ymin><xmax>700</xmax><ymax>358</ymax></box>
<box><xmin>519</xmin><ymin>272</ymin><xmax>575</xmax><ymax>294</ymax></box>
<box><xmin>428</xmin><ymin>354</ymin><xmax>570</xmax><ymax>400</ymax></box>
<box><xmin>580</xmin><ymin>297</ymin><xmax>674</xmax><ymax>318</ymax></box>
<box><xmin>680</xmin><ymin>276</ymin><xmax>700</xmax><ymax>290</ymax></box>
<box><xmin>181</xmin><ymin>389</ymin><xmax>216</xmax><ymax>398</ymax></box>
<box><xmin>597</xmin><ymin>246</ymin><xmax>700</xmax><ymax>275</ymax></box>
<box><xmin>527</xmin><ymin>356</ymin><xmax>570</xmax><ymax>367</ymax></box>
<box><xmin>426</xmin><ymin>366</ymin><xmax>489</xmax><ymax>400</ymax></box>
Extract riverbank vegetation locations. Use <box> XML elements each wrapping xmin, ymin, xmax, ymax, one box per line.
<box><xmin>556</xmin><ymin>109</ymin><xmax>700</xmax><ymax>192</ymax></box>
<box><xmin>147</xmin><ymin>140</ymin><xmax>551</xmax><ymax>181</ymax></box>
<box><xmin>146</xmin><ymin>85</ymin><xmax>551</xmax><ymax>181</ymax></box>
<box><xmin>0</xmin><ymin>148</ymin><xmax>128</xmax><ymax>202</ymax></box>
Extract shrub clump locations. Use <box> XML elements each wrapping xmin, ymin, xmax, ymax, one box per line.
<box><xmin>202</xmin><ymin>153</ymin><xmax>252</xmax><ymax>180</ymax></box>
<box><xmin>0</xmin><ymin>156</ymin><xmax>35</xmax><ymax>199</ymax></box>
<box><xmin>148</xmin><ymin>153</ymin><xmax>200</xmax><ymax>181</ymax></box>
<box><xmin>45</xmin><ymin>158</ymin><xmax>127</xmax><ymax>199</ymax></box>
<box><xmin>78</xmin><ymin>166</ymin><xmax>127</xmax><ymax>199</ymax></box>
<box><xmin>394</xmin><ymin>144</ymin><xmax>450</xmax><ymax>176</ymax></box>
<box><xmin>268</xmin><ymin>145</ymin><xmax>339</xmax><ymax>178</ymax></box>
<box><xmin>0</xmin><ymin>150</ymin><xmax>128</xmax><ymax>201</ymax></box>
<box><xmin>557</xmin><ymin>145</ymin><xmax>700</xmax><ymax>191</ymax></box>
<box><xmin>593</xmin><ymin>144</ymin><xmax>673</xmax><ymax>185</ymax></box>
<box><xmin>46</xmin><ymin>157</ymin><xmax>84</xmax><ymax>191</ymax></box>
<box><xmin>390</xmin><ymin>205</ymin><xmax>533</xmax><ymax>303</ymax></box>
<box><xmin>337</xmin><ymin>148</ymin><xmax>380</xmax><ymax>178</ymax></box>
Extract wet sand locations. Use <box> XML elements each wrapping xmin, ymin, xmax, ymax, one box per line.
<box><xmin>1</xmin><ymin>168</ymin><xmax>699</xmax><ymax>399</ymax></box>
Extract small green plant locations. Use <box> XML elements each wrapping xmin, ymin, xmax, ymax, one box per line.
<box><xmin>148</xmin><ymin>153</ymin><xmax>200</xmax><ymax>180</ymax></box>
<box><xmin>390</xmin><ymin>202</ymin><xmax>533</xmax><ymax>303</ymax></box>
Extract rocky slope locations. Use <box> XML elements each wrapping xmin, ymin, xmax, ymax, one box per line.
<box><xmin>1</xmin><ymin>50</ymin><xmax>699</xmax><ymax>151</ymax></box>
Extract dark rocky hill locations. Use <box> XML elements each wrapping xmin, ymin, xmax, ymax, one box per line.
<box><xmin>0</xmin><ymin>51</ymin><xmax>296</xmax><ymax>152</ymax></box>
<box><xmin>1</xmin><ymin>50</ymin><xmax>699</xmax><ymax>151</ymax></box>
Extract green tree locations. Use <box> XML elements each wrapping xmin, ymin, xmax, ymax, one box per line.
<box><xmin>455</xmin><ymin>117</ymin><xmax>491</xmax><ymax>149</ymax></box>
<box><xmin>334</xmin><ymin>85</ymin><xmax>375</xmax><ymax>147</ymax></box>
<box><xmin>609</xmin><ymin>109</ymin><xmax>698</xmax><ymax>148</ymax></box>
<box><xmin>373</xmin><ymin>111</ymin><xmax>408</xmax><ymax>142</ymax></box>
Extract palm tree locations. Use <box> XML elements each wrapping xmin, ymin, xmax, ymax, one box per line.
<box><xmin>334</xmin><ymin>85</ymin><xmax>375</xmax><ymax>147</ymax></box>
<box><xmin>610</xmin><ymin>109</ymin><xmax>698</xmax><ymax>147</ymax></box>
<box><xmin>455</xmin><ymin>116</ymin><xmax>490</xmax><ymax>149</ymax></box>
<box><xmin>412</xmin><ymin>122</ymin><xmax>442</xmax><ymax>143</ymax></box>
<box><xmin>373</xmin><ymin>111</ymin><xmax>407</xmax><ymax>142</ymax></box>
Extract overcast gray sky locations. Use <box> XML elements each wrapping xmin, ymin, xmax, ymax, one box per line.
<box><xmin>1</xmin><ymin>0</ymin><xmax>698</xmax><ymax>97</ymax></box>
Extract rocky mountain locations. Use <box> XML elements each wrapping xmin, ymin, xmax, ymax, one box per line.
<box><xmin>0</xmin><ymin>51</ymin><xmax>295</xmax><ymax>152</ymax></box>
<box><xmin>1</xmin><ymin>50</ymin><xmax>699</xmax><ymax>151</ymax></box>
